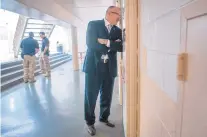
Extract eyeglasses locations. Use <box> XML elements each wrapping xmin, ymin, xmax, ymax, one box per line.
<box><xmin>111</xmin><ymin>12</ymin><xmax>121</xmax><ymax>16</ymax></box>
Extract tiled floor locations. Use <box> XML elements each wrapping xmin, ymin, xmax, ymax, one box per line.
<box><xmin>1</xmin><ymin>62</ymin><xmax>124</xmax><ymax>137</ymax></box>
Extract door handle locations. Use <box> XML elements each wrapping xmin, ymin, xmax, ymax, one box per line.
<box><xmin>177</xmin><ymin>53</ymin><xmax>188</xmax><ymax>81</ymax></box>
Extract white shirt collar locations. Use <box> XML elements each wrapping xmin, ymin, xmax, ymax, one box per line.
<box><xmin>104</xmin><ymin>18</ymin><xmax>111</xmax><ymax>27</ymax></box>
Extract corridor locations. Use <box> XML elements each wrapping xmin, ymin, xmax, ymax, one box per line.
<box><xmin>1</xmin><ymin>62</ymin><xmax>124</xmax><ymax>137</ymax></box>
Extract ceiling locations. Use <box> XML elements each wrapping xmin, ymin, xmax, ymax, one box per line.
<box><xmin>53</xmin><ymin>0</ymin><xmax>115</xmax><ymax>23</ymax></box>
<box><xmin>1</xmin><ymin>0</ymin><xmax>72</xmax><ymax>28</ymax></box>
<box><xmin>53</xmin><ymin>0</ymin><xmax>113</xmax><ymax>8</ymax></box>
<box><xmin>1</xmin><ymin>0</ymin><xmax>115</xmax><ymax>28</ymax></box>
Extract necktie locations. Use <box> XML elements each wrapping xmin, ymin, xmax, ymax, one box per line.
<box><xmin>107</xmin><ymin>25</ymin><xmax>112</xmax><ymax>53</ymax></box>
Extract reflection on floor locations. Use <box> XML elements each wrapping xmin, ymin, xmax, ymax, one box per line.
<box><xmin>1</xmin><ymin>62</ymin><xmax>124</xmax><ymax>137</ymax></box>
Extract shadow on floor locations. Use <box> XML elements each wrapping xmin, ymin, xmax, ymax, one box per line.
<box><xmin>1</xmin><ymin>62</ymin><xmax>124</xmax><ymax>137</ymax></box>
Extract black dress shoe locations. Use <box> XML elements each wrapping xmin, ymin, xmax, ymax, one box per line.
<box><xmin>99</xmin><ymin>119</ymin><xmax>115</xmax><ymax>128</ymax></box>
<box><xmin>87</xmin><ymin>125</ymin><xmax>96</xmax><ymax>136</ymax></box>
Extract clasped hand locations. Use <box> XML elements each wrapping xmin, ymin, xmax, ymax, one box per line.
<box><xmin>97</xmin><ymin>38</ymin><xmax>121</xmax><ymax>45</ymax></box>
<box><xmin>97</xmin><ymin>38</ymin><xmax>108</xmax><ymax>45</ymax></box>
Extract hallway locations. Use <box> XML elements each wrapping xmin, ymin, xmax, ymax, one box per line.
<box><xmin>1</xmin><ymin>62</ymin><xmax>124</xmax><ymax>137</ymax></box>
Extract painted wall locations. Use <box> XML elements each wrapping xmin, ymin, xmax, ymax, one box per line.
<box><xmin>139</xmin><ymin>0</ymin><xmax>195</xmax><ymax>136</ymax></box>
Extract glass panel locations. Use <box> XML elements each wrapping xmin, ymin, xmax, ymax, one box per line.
<box><xmin>27</xmin><ymin>19</ymin><xmax>45</xmax><ymax>24</ymax></box>
<box><xmin>21</xmin><ymin>18</ymin><xmax>56</xmax><ymax>53</ymax></box>
<box><xmin>24</xmin><ymin>29</ymin><xmax>50</xmax><ymax>35</ymax></box>
<box><xmin>0</xmin><ymin>9</ymin><xmax>19</xmax><ymax>61</ymax></box>
<box><xmin>23</xmin><ymin>36</ymin><xmax>42</xmax><ymax>41</ymax></box>
<box><xmin>49</xmin><ymin>25</ymin><xmax>71</xmax><ymax>53</ymax></box>
<box><xmin>25</xmin><ymin>28</ymin><xmax>42</xmax><ymax>33</ymax></box>
<box><xmin>23</xmin><ymin>32</ymin><xmax>49</xmax><ymax>37</ymax></box>
<box><xmin>26</xmin><ymin>24</ymin><xmax>53</xmax><ymax>29</ymax></box>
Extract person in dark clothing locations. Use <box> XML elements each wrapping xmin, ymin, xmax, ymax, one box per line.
<box><xmin>20</xmin><ymin>32</ymin><xmax>39</xmax><ymax>83</ymax></box>
<box><xmin>83</xmin><ymin>6</ymin><xmax>123</xmax><ymax>136</ymax></box>
<box><xmin>39</xmin><ymin>32</ymin><xmax>51</xmax><ymax>77</ymax></box>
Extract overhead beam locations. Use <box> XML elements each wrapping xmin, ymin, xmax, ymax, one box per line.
<box><xmin>1</xmin><ymin>0</ymin><xmax>85</xmax><ymax>28</ymax></box>
<box><xmin>17</xmin><ymin>0</ymin><xmax>83</xmax><ymax>27</ymax></box>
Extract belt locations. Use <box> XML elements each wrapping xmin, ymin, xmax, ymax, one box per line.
<box><xmin>24</xmin><ymin>54</ymin><xmax>35</xmax><ymax>56</ymax></box>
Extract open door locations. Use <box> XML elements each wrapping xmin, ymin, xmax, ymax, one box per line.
<box><xmin>180</xmin><ymin>0</ymin><xmax>207</xmax><ymax>136</ymax></box>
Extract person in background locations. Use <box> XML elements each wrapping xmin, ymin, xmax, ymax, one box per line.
<box><xmin>39</xmin><ymin>32</ymin><xmax>51</xmax><ymax>77</ymax></box>
<box><xmin>20</xmin><ymin>32</ymin><xmax>39</xmax><ymax>83</ymax></box>
<box><xmin>56</xmin><ymin>41</ymin><xmax>59</xmax><ymax>46</ymax></box>
<box><xmin>56</xmin><ymin>41</ymin><xmax>64</xmax><ymax>53</ymax></box>
<box><xmin>83</xmin><ymin>6</ymin><xmax>123</xmax><ymax>136</ymax></box>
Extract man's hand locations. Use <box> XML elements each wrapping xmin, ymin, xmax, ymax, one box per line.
<box><xmin>35</xmin><ymin>48</ymin><xmax>39</xmax><ymax>54</ymax></box>
<box><xmin>98</xmin><ymin>38</ymin><xmax>108</xmax><ymax>45</ymax></box>
<box><xmin>115</xmin><ymin>39</ymin><xmax>121</xmax><ymax>42</ymax></box>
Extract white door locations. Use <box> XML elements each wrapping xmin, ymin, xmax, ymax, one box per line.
<box><xmin>181</xmin><ymin>0</ymin><xmax>207</xmax><ymax>136</ymax></box>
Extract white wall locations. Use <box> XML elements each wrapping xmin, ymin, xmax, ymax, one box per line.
<box><xmin>141</xmin><ymin>0</ymin><xmax>195</xmax><ymax>102</ymax></box>
<box><xmin>49</xmin><ymin>25</ymin><xmax>72</xmax><ymax>53</ymax></box>
<box><xmin>140</xmin><ymin>0</ymin><xmax>196</xmax><ymax>137</ymax></box>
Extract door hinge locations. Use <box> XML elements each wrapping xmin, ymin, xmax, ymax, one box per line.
<box><xmin>177</xmin><ymin>53</ymin><xmax>188</xmax><ymax>81</ymax></box>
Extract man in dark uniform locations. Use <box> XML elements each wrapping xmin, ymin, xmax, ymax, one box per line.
<box><xmin>39</xmin><ymin>32</ymin><xmax>51</xmax><ymax>77</ymax></box>
<box><xmin>83</xmin><ymin>6</ymin><xmax>123</xmax><ymax>136</ymax></box>
<box><xmin>20</xmin><ymin>32</ymin><xmax>39</xmax><ymax>83</ymax></box>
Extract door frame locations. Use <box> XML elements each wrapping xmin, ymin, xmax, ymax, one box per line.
<box><xmin>116</xmin><ymin>0</ymin><xmax>124</xmax><ymax>106</ymax></box>
<box><xmin>115</xmin><ymin>0</ymin><xmax>141</xmax><ymax>136</ymax></box>
<box><xmin>125</xmin><ymin>0</ymin><xmax>140</xmax><ymax>136</ymax></box>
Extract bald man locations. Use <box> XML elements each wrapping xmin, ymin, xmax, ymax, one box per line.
<box><xmin>83</xmin><ymin>6</ymin><xmax>123</xmax><ymax>136</ymax></box>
